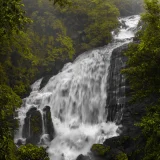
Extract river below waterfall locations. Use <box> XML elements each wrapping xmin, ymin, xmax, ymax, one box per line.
<box><xmin>15</xmin><ymin>15</ymin><xmax>140</xmax><ymax>160</ymax></box>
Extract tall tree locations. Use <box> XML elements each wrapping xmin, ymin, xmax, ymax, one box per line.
<box><xmin>0</xmin><ymin>1</ymin><xmax>33</xmax><ymax>159</ymax></box>
<box><xmin>123</xmin><ymin>0</ymin><xmax>160</xmax><ymax>159</ymax></box>
<box><xmin>0</xmin><ymin>85</ymin><xmax>21</xmax><ymax>160</ymax></box>
<box><xmin>0</xmin><ymin>0</ymin><xmax>30</xmax><ymax>37</ymax></box>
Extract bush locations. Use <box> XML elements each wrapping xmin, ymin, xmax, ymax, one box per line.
<box><xmin>17</xmin><ymin>144</ymin><xmax>49</xmax><ymax>160</ymax></box>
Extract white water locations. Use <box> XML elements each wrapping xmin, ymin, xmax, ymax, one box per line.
<box><xmin>15</xmin><ymin>15</ymin><xmax>140</xmax><ymax>160</ymax></box>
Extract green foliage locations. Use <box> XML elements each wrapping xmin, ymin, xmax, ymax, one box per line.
<box><xmin>84</xmin><ymin>0</ymin><xmax>119</xmax><ymax>48</ymax></box>
<box><xmin>122</xmin><ymin>0</ymin><xmax>160</xmax><ymax>101</ymax></box>
<box><xmin>56</xmin><ymin>0</ymin><xmax>119</xmax><ymax>50</ymax></box>
<box><xmin>0</xmin><ymin>1</ymin><xmax>41</xmax><ymax>159</ymax></box>
<box><xmin>122</xmin><ymin>0</ymin><xmax>160</xmax><ymax>159</ymax></box>
<box><xmin>0</xmin><ymin>0</ymin><xmax>31</xmax><ymax>37</ymax></box>
<box><xmin>30</xmin><ymin>112</ymin><xmax>42</xmax><ymax>134</ymax></box>
<box><xmin>91</xmin><ymin>144</ymin><xmax>110</xmax><ymax>156</ymax></box>
<box><xmin>22</xmin><ymin>0</ymin><xmax>75</xmax><ymax>75</ymax></box>
<box><xmin>0</xmin><ymin>30</ymin><xmax>38</xmax><ymax>96</ymax></box>
<box><xmin>18</xmin><ymin>0</ymin><xmax>120</xmax><ymax>80</ymax></box>
<box><xmin>0</xmin><ymin>85</ymin><xmax>22</xmax><ymax>160</ymax></box>
<box><xmin>17</xmin><ymin>144</ymin><xmax>49</xmax><ymax>160</ymax></box>
<box><xmin>137</xmin><ymin>104</ymin><xmax>160</xmax><ymax>160</ymax></box>
<box><xmin>21</xmin><ymin>0</ymin><xmax>143</xmax><ymax>81</ymax></box>
<box><xmin>112</xmin><ymin>0</ymin><xmax>143</xmax><ymax>16</ymax></box>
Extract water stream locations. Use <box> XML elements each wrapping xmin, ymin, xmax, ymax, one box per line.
<box><xmin>15</xmin><ymin>15</ymin><xmax>140</xmax><ymax>160</ymax></box>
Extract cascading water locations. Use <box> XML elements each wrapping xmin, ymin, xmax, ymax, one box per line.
<box><xmin>15</xmin><ymin>15</ymin><xmax>140</xmax><ymax>160</ymax></box>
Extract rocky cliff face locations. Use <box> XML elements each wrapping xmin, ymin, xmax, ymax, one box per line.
<box><xmin>106</xmin><ymin>43</ymin><xmax>147</xmax><ymax>137</ymax></box>
<box><xmin>106</xmin><ymin>43</ymin><xmax>129</xmax><ymax>123</ymax></box>
<box><xmin>78</xmin><ymin>43</ymin><xmax>147</xmax><ymax>160</ymax></box>
<box><xmin>106</xmin><ymin>43</ymin><xmax>147</xmax><ymax>133</ymax></box>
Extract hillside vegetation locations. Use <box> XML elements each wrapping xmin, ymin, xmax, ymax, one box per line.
<box><xmin>123</xmin><ymin>0</ymin><xmax>160</xmax><ymax>159</ymax></box>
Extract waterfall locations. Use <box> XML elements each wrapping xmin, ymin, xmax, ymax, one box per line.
<box><xmin>15</xmin><ymin>15</ymin><xmax>140</xmax><ymax>160</ymax></box>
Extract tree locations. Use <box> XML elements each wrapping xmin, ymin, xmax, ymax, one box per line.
<box><xmin>0</xmin><ymin>1</ymin><xmax>37</xmax><ymax>159</ymax></box>
<box><xmin>123</xmin><ymin>0</ymin><xmax>160</xmax><ymax>101</ymax></box>
<box><xmin>122</xmin><ymin>0</ymin><xmax>160</xmax><ymax>159</ymax></box>
<box><xmin>0</xmin><ymin>0</ymin><xmax>30</xmax><ymax>37</ymax></box>
<box><xmin>85</xmin><ymin>0</ymin><xmax>119</xmax><ymax>48</ymax></box>
<box><xmin>0</xmin><ymin>85</ymin><xmax>22</xmax><ymax>160</ymax></box>
<box><xmin>0</xmin><ymin>0</ymin><xmax>36</xmax><ymax>97</ymax></box>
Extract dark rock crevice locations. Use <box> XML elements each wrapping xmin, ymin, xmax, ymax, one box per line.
<box><xmin>82</xmin><ymin>43</ymin><xmax>148</xmax><ymax>160</ymax></box>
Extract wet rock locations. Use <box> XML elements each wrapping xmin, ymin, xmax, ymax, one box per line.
<box><xmin>76</xmin><ymin>154</ymin><xmax>91</xmax><ymax>160</ymax></box>
<box><xmin>22</xmin><ymin>105</ymin><xmax>55</xmax><ymax>145</ymax></box>
<box><xmin>22</xmin><ymin>107</ymin><xmax>37</xmax><ymax>138</ymax></box>
<box><xmin>103</xmin><ymin>134</ymin><xmax>146</xmax><ymax>160</ymax></box>
<box><xmin>96</xmin><ymin>43</ymin><xmax>149</xmax><ymax>160</ymax></box>
<box><xmin>26</xmin><ymin>110</ymin><xmax>43</xmax><ymax>144</ymax></box>
<box><xmin>22</xmin><ymin>117</ymin><xmax>30</xmax><ymax>138</ymax></box>
<box><xmin>43</xmin><ymin>106</ymin><xmax>55</xmax><ymax>140</ymax></box>
<box><xmin>90</xmin><ymin>143</ymin><xmax>127</xmax><ymax>160</ymax></box>
<box><xmin>79</xmin><ymin>43</ymin><xmax>143</xmax><ymax>160</ymax></box>
<box><xmin>16</xmin><ymin>139</ymin><xmax>23</xmax><ymax>146</ymax></box>
<box><xmin>26</xmin><ymin>107</ymin><xmax>37</xmax><ymax>117</ymax></box>
<box><xmin>22</xmin><ymin>107</ymin><xmax>43</xmax><ymax>144</ymax></box>
<box><xmin>91</xmin><ymin>144</ymin><xmax>110</xmax><ymax>157</ymax></box>
<box><xmin>106</xmin><ymin>43</ymin><xmax>129</xmax><ymax>123</ymax></box>
<box><xmin>39</xmin><ymin>59</ymin><xmax>70</xmax><ymax>89</ymax></box>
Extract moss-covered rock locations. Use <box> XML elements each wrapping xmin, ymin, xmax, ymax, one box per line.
<box><xmin>17</xmin><ymin>143</ymin><xmax>49</xmax><ymax>160</ymax></box>
<box><xmin>91</xmin><ymin>144</ymin><xmax>110</xmax><ymax>157</ymax></box>
<box><xmin>76</xmin><ymin>154</ymin><xmax>90</xmax><ymax>160</ymax></box>
<box><xmin>24</xmin><ymin>108</ymin><xmax>43</xmax><ymax>144</ymax></box>
<box><xmin>22</xmin><ymin>107</ymin><xmax>37</xmax><ymax>139</ymax></box>
<box><xmin>115</xmin><ymin>152</ymin><xmax>128</xmax><ymax>160</ymax></box>
<box><xmin>30</xmin><ymin>110</ymin><xmax>42</xmax><ymax>135</ymax></box>
<box><xmin>22</xmin><ymin>106</ymin><xmax>54</xmax><ymax>145</ymax></box>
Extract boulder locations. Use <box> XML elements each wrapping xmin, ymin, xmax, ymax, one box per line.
<box><xmin>22</xmin><ymin>105</ymin><xmax>55</xmax><ymax>145</ymax></box>
<box><xmin>91</xmin><ymin>144</ymin><xmax>110</xmax><ymax>157</ymax></box>
<box><xmin>76</xmin><ymin>154</ymin><xmax>91</xmax><ymax>160</ymax></box>
<box><xmin>22</xmin><ymin>107</ymin><xmax>43</xmax><ymax>144</ymax></box>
